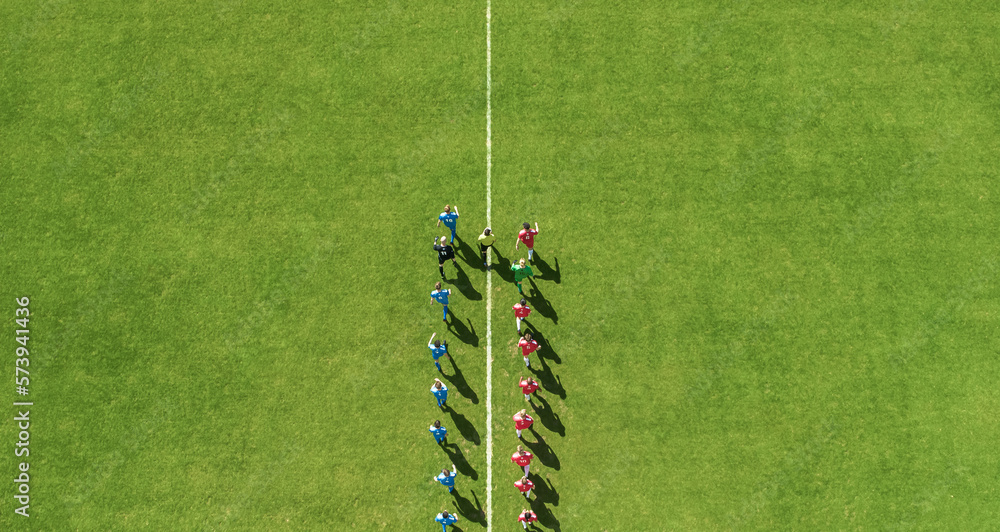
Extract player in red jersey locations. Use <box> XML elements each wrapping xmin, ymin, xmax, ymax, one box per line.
<box><xmin>518</xmin><ymin>375</ymin><xmax>539</xmax><ymax>402</ymax></box>
<box><xmin>513</xmin><ymin>409</ymin><xmax>533</xmax><ymax>439</ymax></box>
<box><xmin>515</xmin><ymin>222</ymin><xmax>539</xmax><ymax>261</ymax></box>
<box><xmin>511</xmin><ymin>444</ymin><xmax>534</xmax><ymax>476</ymax></box>
<box><xmin>517</xmin><ymin>332</ymin><xmax>539</xmax><ymax>368</ymax></box>
<box><xmin>512</xmin><ymin>298</ymin><xmax>531</xmax><ymax>335</ymax></box>
<box><xmin>517</xmin><ymin>508</ymin><xmax>538</xmax><ymax>529</ymax></box>
<box><xmin>514</xmin><ymin>476</ymin><xmax>534</xmax><ymax>499</ymax></box>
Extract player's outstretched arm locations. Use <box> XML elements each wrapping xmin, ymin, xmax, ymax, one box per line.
<box><xmin>454</xmin><ymin>205</ymin><xmax>459</xmax><ymax>216</ymax></box>
<box><xmin>535</xmin><ymin>222</ymin><xmax>539</xmax><ymax>232</ymax></box>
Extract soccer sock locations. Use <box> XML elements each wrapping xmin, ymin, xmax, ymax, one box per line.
<box><xmin>525</xmin><ymin>357</ymin><xmax>530</xmax><ymax>367</ymax></box>
<box><xmin>524</xmin><ymin>465</ymin><xmax>529</xmax><ymax>476</ymax></box>
<box><xmin>435</xmin><ymin>361</ymin><xmax>442</xmax><ymax>371</ymax></box>
<box><xmin>517</xmin><ymin>429</ymin><xmax>522</xmax><ymax>438</ymax></box>
<box><xmin>443</xmin><ymin>306</ymin><xmax>448</xmax><ymax>321</ymax></box>
<box><xmin>439</xmin><ymin>265</ymin><xmax>444</xmax><ymax>277</ymax></box>
<box><xmin>528</xmin><ymin>248</ymin><xmax>533</xmax><ymax>260</ymax></box>
<box><xmin>526</xmin><ymin>489</ymin><xmax>531</xmax><ymax>498</ymax></box>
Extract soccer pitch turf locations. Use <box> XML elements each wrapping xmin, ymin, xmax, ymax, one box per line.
<box><xmin>2</xmin><ymin>0</ymin><xmax>999</xmax><ymax>530</ymax></box>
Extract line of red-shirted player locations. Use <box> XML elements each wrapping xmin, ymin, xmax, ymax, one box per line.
<box><xmin>511</xmin><ymin>263</ymin><xmax>543</xmax><ymax>528</ymax></box>
<box><xmin>428</xmin><ymin>214</ymin><xmax>548</xmax><ymax>529</ymax></box>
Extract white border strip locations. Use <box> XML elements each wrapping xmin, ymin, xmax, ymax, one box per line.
<box><xmin>484</xmin><ymin>0</ymin><xmax>493</xmax><ymax>528</ymax></box>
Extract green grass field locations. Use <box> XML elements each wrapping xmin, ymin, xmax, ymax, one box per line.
<box><xmin>3</xmin><ymin>0</ymin><xmax>999</xmax><ymax>530</ymax></box>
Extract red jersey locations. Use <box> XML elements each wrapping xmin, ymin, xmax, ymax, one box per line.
<box><xmin>518</xmin><ymin>338</ymin><xmax>539</xmax><ymax>357</ymax></box>
<box><xmin>511</xmin><ymin>451</ymin><xmax>534</xmax><ymax>467</ymax></box>
<box><xmin>518</xmin><ymin>229</ymin><xmax>538</xmax><ymax>248</ymax></box>
<box><xmin>518</xmin><ymin>510</ymin><xmax>538</xmax><ymax>523</ymax></box>
<box><xmin>513</xmin><ymin>413</ymin><xmax>534</xmax><ymax>430</ymax></box>
<box><xmin>512</xmin><ymin>303</ymin><xmax>532</xmax><ymax>318</ymax></box>
<box><xmin>519</xmin><ymin>378</ymin><xmax>539</xmax><ymax>395</ymax></box>
<box><xmin>514</xmin><ymin>478</ymin><xmax>534</xmax><ymax>493</ymax></box>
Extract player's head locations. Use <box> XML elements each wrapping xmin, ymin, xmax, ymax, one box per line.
<box><xmin>442</xmin><ymin>510</ymin><xmax>450</xmax><ymax>518</ymax></box>
<box><xmin>433</xmin><ymin>420</ymin><xmax>441</xmax><ymax>428</ymax></box>
<box><xmin>434</xmin><ymin>340</ymin><xmax>441</xmax><ymax>348</ymax></box>
<box><xmin>524</xmin><ymin>332</ymin><xmax>532</xmax><ymax>341</ymax></box>
<box><xmin>520</xmin><ymin>476</ymin><xmax>528</xmax><ymax>483</ymax></box>
<box><xmin>444</xmin><ymin>205</ymin><xmax>451</xmax><ymax>213</ymax></box>
<box><xmin>435</xmin><ymin>381</ymin><xmax>442</xmax><ymax>390</ymax></box>
<box><xmin>522</xmin><ymin>222</ymin><xmax>530</xmax><ymax>230</ymax></box>
<box><xmin>484</xmin><ymin>227</ymin><xmax>491</xmax><ymax>235</ymax></box>
<box><xmin>519</xmin><ymin>298</ymin><xmax>526</xmax><ymax>305</ymax></box>
<box><xmin>442</xmin><ymin>468</ymin><xmax>451</xmax><ymax>476</ymax></box>
<box><xmin>518</xmin><ymin>409</ymin><xmax>526</xmax><ymax>416</ymax></box>
<box><xmin>435</xmin><ymin>281</ymin><xmax>442</xmax><ymax>290</ymax></box>
<box><xmin>440</xmin><ymin>236</ymin><xmax>448</xmax><ymax>245</ymax></box>
<box><xmin>519</xmin><ymin>258</ymin><xmax>526</xmax><ymax>267</ymax></box>
<box><xmin>517</xmin><ymin>445</ymin><xmax>524</xmax><ymax>453</ymax></box>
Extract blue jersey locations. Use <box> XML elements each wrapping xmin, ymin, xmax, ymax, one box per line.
<box><xmin>436</xmin><ymin>513</ymin><xmax>458</xmax><ymax>525</ymax></box>
<box><xmin>429</xmin><ymin>342</ymin><xmax>448</xmax><ymax>360</ymax></box>
<box><xmin>439</xmin><ymin>212</ymin><xmax>459</xmax><ymax>228</ymax></box>
<box><xmin>429</xmin><ymin>425</ymin><xmax>447</xmax><ymax>438</ymax></box>
<box><xmin>431</xmin><ymin>384</ymin><xmax>448</xmax><ymax>400</ymax></box>
<box><xmin>435</xmin><ymin>472</ymin><xmax>456</xmax><ymax>487</ymax></box>
<box><xmin>431</xmin><ymin>289</ymin><xmax>450</xmax><ymax>305</ymax></box>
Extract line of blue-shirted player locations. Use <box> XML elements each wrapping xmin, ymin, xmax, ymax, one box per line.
<box><xmin>426</xmin><ymin>204</ymin><xmax>544</xmax><ymax>531</ymax></box>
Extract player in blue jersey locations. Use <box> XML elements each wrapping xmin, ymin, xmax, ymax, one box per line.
<box><xmin>431</xmin><ymin>378</ymin><xmax>448</xmax><ymax>409</ymax></box>
<box><xmin>430</xmin><ymin>282</ymin><xmax>452</xmax><ymax>322</ymax></box>
<box><xmin>436</xmin><ymin>204</ymin><xmax>460</xmax><ymax>243</ymax></box>
<box><xmin>435</xmin><ymin>510</ymin><xmax>459</xmax><ymax>530</ymax></box>
<box><xmin>428</xmin><ymin>332</ymin><xmax>451</xmax><ymax>372</ymax></box>
<box><xmin>432</xmin><ymin>463</ymin><xmax>458</xmax><ymax>493</ymax></box>
<box><xmin>428</xmin><ymin>420</ymin><xmax>448</xmax><ymax>445</ymax></box>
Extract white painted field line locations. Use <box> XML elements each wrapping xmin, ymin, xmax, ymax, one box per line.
<box><xmin>484</xmin><ymin>0</ymin><xmax>493</xmax><ymax>529</ymax></box>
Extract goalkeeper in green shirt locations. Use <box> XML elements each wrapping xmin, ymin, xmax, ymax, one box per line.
<box><xmin>510</xmin><ymin>258</ymin><xmax>534</xmax><ymax>294</ymax></box>
<box><xmin>477</xmin><ymin>227</ymin><xmax>498</xmax><ymax>269</ymax></box>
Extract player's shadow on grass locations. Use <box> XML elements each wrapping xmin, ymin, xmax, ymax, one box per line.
<box><xmin>452</xmin><ymin>489</ymin><xmax>486</xmax><ymax>528</ymax></box>
<box><xmin>530</xmin><ymin>475</ymin><xmax>559</xmax><ymax>506</ymax></box>
<box><xmin>529</xmin><ymin>499</ymin><xmax>561</xmax><ymax>531</ymax></box>
<box><xmin>532</xmin><ymin>255</ymin><xmax>560</xmax><ymax>284</ymax></box>
<box><xmin>448</xmin><ymin>316</ymin><xmax>479</xmax><ymax>347</ymax></box>
<box><xmin>444</xmin><ymin>357</ymin><xmax>479</xmax><ymax>404</ymax></box>
<box><xmin>527</xmin><ymin>280</ymin><xmax>558</xmax><ymax>324</ymax></box>
<box><xmin>456</xmin><ymin>239</ymin><xmax>482</xmax><ymax>270</ymax></box>
<box><xmin>523</xmin><ymin>429</ymin><xmax>560</xmax><ymax>470</ymax></box>
<box><xmin>530</xmin><ymin>394</ymin><xmax>565</xmax><ymax>437</ymax></box>
<box><xmin>444</xmin><ymin>442</ymin><xmax>478</xmax><ymax>481</ymax></box>
<box><xmin>445</xmin><ymin>405</ymin><xmax>481</xmax><ymax>446</ymax></box>
<box><xmin>527</xmin><ymin>328</ymin><xmax>561</xmax><ymax>364</ymax></box>
<box><xmin>448</xmin><ymin>263</ymin><xmax>482</xmax><ymax>301</ymax></box>
<box><xmin>495</xmin><ymin>254</ymin><xmax>515</xmax><ymax>283</ymax></box>
<box><xmin>529</xmin><ymin>353</ymin><xmax>566</xmax><ymax>399</ymax></box>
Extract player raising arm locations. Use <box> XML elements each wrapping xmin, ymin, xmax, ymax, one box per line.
<box><xmin>436</xmin><ymin>204</ymin><xmax>460</xmax><ymax>244</ymax></box>
<box><xmin>428</xmin><ymin>332</ymin><xmax>451</xmax><ymax>372</ymax></box>
<box><xmin>515</xmin><ymin>221</ymin><xmax>539</xmax><ymax>261</ymax></box>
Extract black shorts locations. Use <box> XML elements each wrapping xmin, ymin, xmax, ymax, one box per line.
<box><xmin>479</xmin><ymin>243</ymin><xmax>493</xmax><ymax>253</ymax></box>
